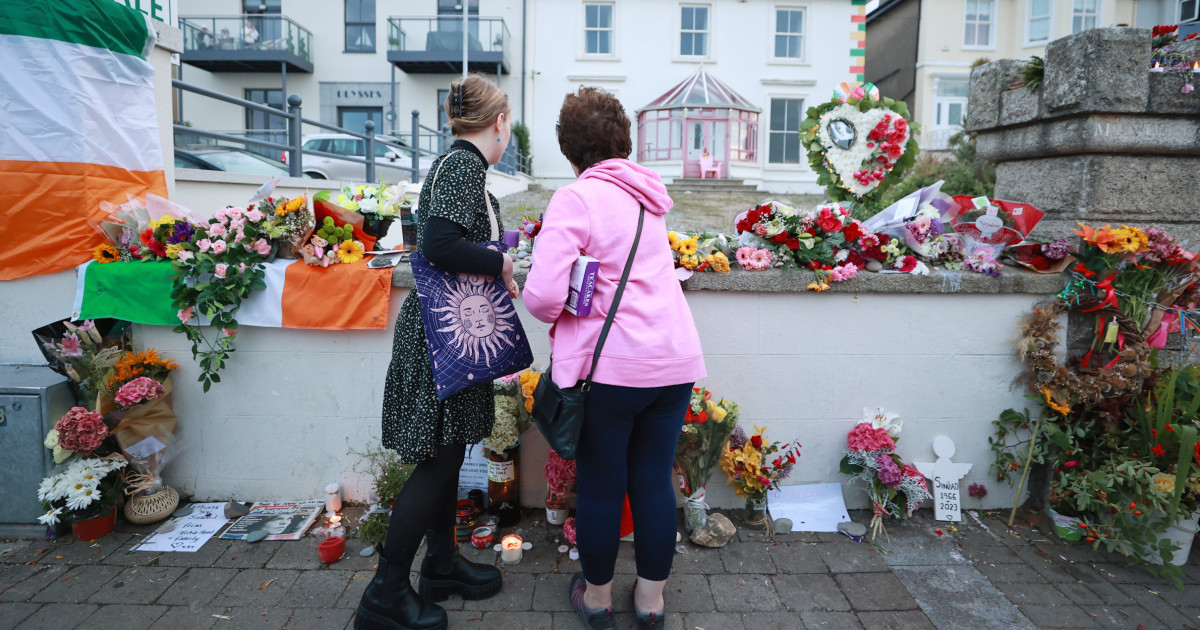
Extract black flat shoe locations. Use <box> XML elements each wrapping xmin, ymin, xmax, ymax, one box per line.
<box><xmin>418</xmin><ymin>552</ymin><xmax>503</xmax><ymax>602</ymax></box>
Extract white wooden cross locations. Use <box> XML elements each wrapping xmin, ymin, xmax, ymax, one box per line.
<box><xmin>914</xmin><ymin>436</ymin><xmax>973</xmax><ymax>522</ymax></box>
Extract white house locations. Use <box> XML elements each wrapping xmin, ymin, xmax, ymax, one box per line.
<box><xmin>526</xmin><ymin>0</ymin><xmax>865</xmax><ymax>192</ymax></box>
<box><xmin>173</xmin><ymin>0</ymin><xmax>865</xmax><ymax>193</ymax></box>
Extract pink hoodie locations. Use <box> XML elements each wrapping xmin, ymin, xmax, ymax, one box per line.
<box><xmin>524</xmin><ymin>159</ymin><xmax>706</xmax><ymax>389</ymax></box>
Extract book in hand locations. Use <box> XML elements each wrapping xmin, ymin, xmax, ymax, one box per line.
<box><xmin>564</xmin><ymin>256</ymin><xmax>600</xmax><ymax>316</ymax></box>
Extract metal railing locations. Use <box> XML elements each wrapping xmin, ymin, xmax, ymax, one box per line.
<box><xmin>180</xmin><ymin>15</ymin><xmax>313</xmax><ymax>61</ymax></box>
<box><xmin>387</xmin><ymin>16</ymin><xmax>510</xmax><ymax>67</ymax></box>
<box><xmin>173</xmin><ymin>80</ymin><xmax>531</xmax><ymax>182</ymax></box>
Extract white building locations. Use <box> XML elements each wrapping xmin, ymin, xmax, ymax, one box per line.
<box><xmin>865</xmin><ymin>0</ymin><xmax>1198</xmax><ymax>152</ymax></box>
<box><xmin>526</xmin><ymin>0</ymin><xmax>862</xmax><ymax>192</ymax></box>
<box><xmin>175</xmin><ymin>0</ymin><xmax>864</xmax><ymax>193</ymax></box>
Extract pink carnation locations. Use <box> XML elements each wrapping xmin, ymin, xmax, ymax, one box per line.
<box><xmin>847</xmin><ymin>422</ymin><xmax>896</xmax><ymax>452</ymax></box>
<box><xmin>54</xmin><ymin>407</ymin><xmax>107</xmax><ymax>454</ymax></box>
<box><xmin>114</xmin><ymin>376</ymin><xmax>165</xmax><ymax>409</ymax></box>
<box><xmin>903</xmin><ymin>464</ymin><xmax>923</xmax><ymax>478</ymax></box>
<box><xmin>830</xmin><ymin>262</ymin><xmax>858</xmax><ymax>282</ymax></box>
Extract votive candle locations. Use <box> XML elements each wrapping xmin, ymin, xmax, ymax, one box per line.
<box><xmin>500</xmin><ymin>534</ymin><xmax>523</xmax><ymax>563</ymax></box>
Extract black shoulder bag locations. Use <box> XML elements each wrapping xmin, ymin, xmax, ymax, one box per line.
<box><xmin>530</xmin><ymin>205</ymin><xmax>646</xmax><ymax>460</ymax></box>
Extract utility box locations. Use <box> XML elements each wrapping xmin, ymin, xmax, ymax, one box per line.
<box><xmin>0</xmin><ymin>365</ymin><xmax>76</xmax><ymax>537</ymax></box>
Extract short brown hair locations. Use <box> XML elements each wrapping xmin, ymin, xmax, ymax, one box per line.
<box><xmin>556</xmin><ymin>87</ymin><xmax>632</xmax><ymax>171</ymax></box>
<box><xmin>443</xmin><ymin>74</ymin><xmax>510</xmax><ymax>136</ymax></box>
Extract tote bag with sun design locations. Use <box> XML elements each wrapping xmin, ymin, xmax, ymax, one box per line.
<box><xmin>411</xmin><ymin>242</ymin><xmax>534</xmax><ymax>401</ymax></box>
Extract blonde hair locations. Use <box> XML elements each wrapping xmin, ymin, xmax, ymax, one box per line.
<box><xmin>443</xmin><ymin>74</ymin><xmax>510</xmax><ymax>136</ymax></box>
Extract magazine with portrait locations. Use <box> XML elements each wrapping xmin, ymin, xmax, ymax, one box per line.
<box><xmin>219</xmin><ymin>500</ymin><xmax>324</xmax><ymax>541</ymax></box>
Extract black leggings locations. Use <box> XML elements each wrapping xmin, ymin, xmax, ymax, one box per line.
<box><xmin>575</xmin><ymin>382</ymin><xmax>692</xmax><ymax>585</ymax></box>
<box><xmin>382</xmin><ymin>442</ymin><xmax>465</xmax><ymax>571</ymax></box>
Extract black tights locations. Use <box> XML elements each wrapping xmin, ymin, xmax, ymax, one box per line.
<box><xmin>382</xmin><ymin>443</ymin><xmax>465</xmax><ymax>573</ymax></box>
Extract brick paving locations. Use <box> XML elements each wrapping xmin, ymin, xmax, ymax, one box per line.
<box><xmin>1</xmin><ymin>508</ymin><xmax>1197</xmax><ymax>630</ymax></box>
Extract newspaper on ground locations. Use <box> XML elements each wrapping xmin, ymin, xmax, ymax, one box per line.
<box><xmin>218</xmin><ymin>500</ymin><xmax>324</xmax><ymax>541</ymax></box>
<box><xmin>131</xmin><ymin>502</ymin><xmax>228</xmax><ymax>552</ymax></box>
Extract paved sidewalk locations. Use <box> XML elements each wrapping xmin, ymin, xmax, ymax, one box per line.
<box><xmin>1</xmin><ymin>508</ymin><xmax>1197</xmax><ymax>630</ymax></box>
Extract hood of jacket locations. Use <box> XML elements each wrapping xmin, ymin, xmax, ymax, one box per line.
<box><xmin>578</xmin><ymin>158</ymin><xmax>673</xmax><ymax>216</ymax></box>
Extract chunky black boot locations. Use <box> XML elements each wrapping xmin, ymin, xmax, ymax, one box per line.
<box><xmin>354</xmin><ymin>546</ymin><xmax>447</xmax><ymax>630</ymax></box>
<box><xmin>417</xmin><ymin>550</ymin><xmax>503</xmax><ymax>602</ymax></box>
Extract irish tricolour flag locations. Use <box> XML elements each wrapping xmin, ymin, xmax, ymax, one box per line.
<box><xmin>0</xmin><ymin>0</ymin><xmax>166</xmax><ymax>281</ymax></box>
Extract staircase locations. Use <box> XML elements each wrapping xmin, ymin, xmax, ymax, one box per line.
<box><xmin>665</xmin><ymin>177</ymin><xmax>761</xmax><ymax>195</ymax></box>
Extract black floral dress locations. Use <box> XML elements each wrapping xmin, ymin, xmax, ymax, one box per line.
<box><xmin>381</xmin><ymin>143</ymin><xmax>504</xmax><ymax>463</ymax></box>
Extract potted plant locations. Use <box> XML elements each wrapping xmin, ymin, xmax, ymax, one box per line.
<box><xmin>37</xmin><ymin>407</ymin><xmax>128</xmax><ymax>539</ymax></box>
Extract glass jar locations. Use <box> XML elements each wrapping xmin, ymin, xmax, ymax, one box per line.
<box><xmin>487</xmin><ymin>449</ymin><xmax>521</xmax><ymax>527</ymax></box>
<box><xmin>743</xmin><ymin>497</ymin><xmax>769</xmax><ymax>530</ymax></box>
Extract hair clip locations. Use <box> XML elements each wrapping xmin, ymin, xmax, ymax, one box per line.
<box><xmin>449</xmin><ymin>83</ymin><xmax>464</xmax><ymax>118</ymax></box>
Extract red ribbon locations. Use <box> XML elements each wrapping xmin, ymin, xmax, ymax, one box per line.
<box><xmin>1081</xmin><ymin>277</ymin><xmax>1118</xmax><ymax>313</ymax></box>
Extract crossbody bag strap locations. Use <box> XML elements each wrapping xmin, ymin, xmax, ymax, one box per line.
<box><xmin>580</xmin><ymin>204</ymin><xmax>646</xmax><ymax>391</ymax></box>
<box><xmin>429</xmin><ymin>149</ymin><xmax>498</xmax><ymax>241</ymax></box>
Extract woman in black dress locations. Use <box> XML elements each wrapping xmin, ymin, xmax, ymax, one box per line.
<box><xmin>356</xmin><ymin>75</ymin><xmax>518</xmax><ymax>630</ymax></box>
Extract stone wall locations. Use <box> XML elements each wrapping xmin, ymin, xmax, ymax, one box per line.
<box><xmin>966</xmin><ymin>28</ymin><xmax>1200</xmax><ymax>242</ymax></box>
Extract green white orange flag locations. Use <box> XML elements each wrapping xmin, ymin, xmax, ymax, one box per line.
<box><xmin>0</xmin><ymin>0</ymin><xmax>167</xmax><ymax>281</ymax></box>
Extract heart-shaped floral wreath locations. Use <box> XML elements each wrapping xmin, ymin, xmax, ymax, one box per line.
<box><xmin>801</xmin><ymin>88</ymin><xmax>920</xmax><ymax>209</ymax></box>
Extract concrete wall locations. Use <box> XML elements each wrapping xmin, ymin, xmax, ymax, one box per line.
<box><xmin>966</xmin><ymin>27</ymin><xmax>1200</xmax><ymax>242</ymax></box>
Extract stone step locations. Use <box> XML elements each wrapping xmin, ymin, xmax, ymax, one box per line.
<box><xmin>666</xmin><ymin>178</ymin><xmax>761</xmax><ymax>194</ymax></box>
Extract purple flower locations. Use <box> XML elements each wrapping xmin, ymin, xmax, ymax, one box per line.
<box><xmin>728</xmin><ymin>426</ymin><xmax>747</xmax><ymax>451</ymax></box>
<box><xmin>876</xmin><ymin>453</ymin><xmax>904</xmax><ymax>487</ymax></box>
<box><xmin>968</xmin><ymin>482</ymin><xmax>987</xmax><ymax>499</ymax></box>
<box><xmin>1043</xmin><ymin>239</ymin><xmax>1070</xmax><ymax>261</ymax></box>
<box><xmin>168</xmin><ymin>221</ymin><xmax>195</xmax><ymax>245</ymax></box>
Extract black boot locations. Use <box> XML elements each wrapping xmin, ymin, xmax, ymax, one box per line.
<box><xmin>355</xmin><ymin>545</ymin><xmax>447</xmax><ymax>630</ymax></box>
<box><xmin>418</xmin><ymin>550</ymin><xmax>503</xmax><ymax>602</ymax></box>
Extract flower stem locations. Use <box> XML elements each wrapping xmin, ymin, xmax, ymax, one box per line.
<box><xmin>1009</xmin><ymin>412</ymin><xmax>1044</xmax><ymax>527</ymax></box>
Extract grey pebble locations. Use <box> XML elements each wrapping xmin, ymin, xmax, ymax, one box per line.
<box><xmin>772</xmin><ymin>518</ymin><xmax>793</xmax><ymax>534</ymax></box>
<box><xmin>171</xmin><ymin>506</ymin><xmax>194</xmax><ymax>518</ymax></box>
<box><xmin>245</xmin><ymin>530</ymin><xmax>269</xmax><ymax>543</ymax></box>
<box><xmin>865</xmin><ymin>260</ymin><xmax>884</xmax><ymax>272</ymax></box>
<box><xmin>838</xmin><ymin>521</ymin><xmax>868</xmax><ymax>537</ymax></box>
<box><xmin>360</xmin><ymin>546</ymin><xmax>377</xmax><ymax>557</ymax></box>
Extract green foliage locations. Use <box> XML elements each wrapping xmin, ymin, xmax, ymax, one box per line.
<box><xmin>1022</xmin><ymin>56</ymin><xmax>1045</xmax><ymax>92</ymax></box>
<box><xmin>316</xmin><ymin>216</ymin><xmax>354</xmax><ymax>243</ymax></box>
<box><xmin>869</xmin><ymin>132</ymin><xmax>996</xmax><ymax>217</ymax></box>
<box><xmin>352</xmin><ymin>443</ymin><xmax>415</xmax><ymax>546</ymax></box>
<box><xmin>511</xmin><ymin>121</ymin><xmax>532</xmax><ymax>173</ymax></box>
<box><xmin>971</xmin><ymin>57</ymin><xmax>991</xmax><ymax>68</ymax></box>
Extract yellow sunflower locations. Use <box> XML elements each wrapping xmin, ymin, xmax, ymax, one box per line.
<box><xmin>678</xmin><ymin>237</ymin><xmax>699</xmax><ymax>257</ymax></box>
<box><xmin>286</xmin><ymin>196</ymin><xmax>306</xmax><ymax>212</ymax></box>
<box><xmin>1109</xmin><ymin>225</ymin><xmax>1148</xmax><ymax>253</ymax></box>
<box><xmin>667</xmin><ymin>231</ymin><xmax>680</xmax><ymax>251</ymax></box>
<box><xmin>1040</xmin><ymin>388</ymin><xmax>1071</xmax><ymax>415</ymax></box>
<box><xmin>336</xmin><ymin>239</ymin><xmax>365</xmax><ymax>264</ymax></box>
<box><xmin>93</xmin><ymin>244</ymin><xmax>120</xmax><ymax>264</ymax></box>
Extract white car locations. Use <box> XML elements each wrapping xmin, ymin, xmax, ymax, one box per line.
<box><xmin>295</xmin><ymin>133</ymin><xmax>433</xmax><ymax>183</ymax></box>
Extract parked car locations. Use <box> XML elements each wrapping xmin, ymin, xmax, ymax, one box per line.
<box><xmin>174</xmin><ymin>146</ymin><xmax>300</xmax><ymax>178</ymax></box>
<box><xmin>294</xmin><ymin>133</ymin><xmax>433</xmax><ymax>182</ymax></box>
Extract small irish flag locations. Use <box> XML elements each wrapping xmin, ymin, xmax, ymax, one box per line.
<box><xmin>0</xmin><ymin>0</ymin><xmax>167</xmax><ymax>281</ymax></box>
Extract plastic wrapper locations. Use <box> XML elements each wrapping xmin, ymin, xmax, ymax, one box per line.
<box><xmin>948</xmin><ymin>195</ymin><xmax>1044</xmax><ymax>246</ymax></box>
<box><xmin>31</xmin><ymin>318</ymin><xmax>132</xmax><ymax>407</ymax></box>
<box><xmin>862</xmin><ymin>181</ymin><xmax>957</xmax><ymax>242</ymax></box>
<box><xmin>113</xmin><ymin>377</ymin><xmax>180</xmax><ymax>497</ymax></box>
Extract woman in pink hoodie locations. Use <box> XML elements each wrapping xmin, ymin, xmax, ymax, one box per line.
<box><xmin>524</xmin><ymin>88</ymin><xmax>706</xmax><ymax>630</ymax></box>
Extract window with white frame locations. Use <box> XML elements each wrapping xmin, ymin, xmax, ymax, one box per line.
<box><xmin>680</xmin><ymin>5</ymin><xmax>709</xmax><ymax>57</ymax></box>
<box><xmin>1027</xmin><ymin>0</ymin><xmax>1053</xmax><ymax>45</ymax></box>
<box><xmin>1181</xmin><ymin>0</ymin><xmax>1199</xmax><ymax>23</ymax></box>
<box><xmin>964</xmin><ymin>0</ymin><xmax>994</xmax><ymax>48</ymax></box>
<box><xmin>767</xmin><ymin>98</ymin><xmax>803</xmax><ymax>164</ymax></box>
<box><xmin>584</xmin><ymin>3</ymin><xmax>614</xmax><ymax>55</ymax></box>
<box><xmin>932</xmin><ymin>78</ymin><xmax>969</xmax><ymax>128</ymax></box>
<box><xmin>1072</xmin><ymin>0</ymin><xmax>1099</xmax><ymax>33</ymax></box>
<box><xmin>773</xmin><ymin>8</ymin><xmax>804</xmax><ymax>60</ymax></box>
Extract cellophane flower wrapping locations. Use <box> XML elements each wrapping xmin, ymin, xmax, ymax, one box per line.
<box><xmin>674</xmin><ymin>387</ymin><xmax>740</xmax><ymax>531</ymax></box>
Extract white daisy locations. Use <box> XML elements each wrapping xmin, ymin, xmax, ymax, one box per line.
<box><xmin>66</xmin><ymin>487</ymin><xmax>98</xmax><ymax>511</ymax></box>
<box><xmin>37</xmin><ymin>507</ymin><xmax>63</xmax><ymax>526</ymax></box>
<box><xmin>37</xmin><ymin>476</ymin><xmax>61</xmax><ymax>502</ymax></box>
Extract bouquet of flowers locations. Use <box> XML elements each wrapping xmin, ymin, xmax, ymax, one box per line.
<box><xmin>99</xmin><ymin>348</ymin><xmax>179</xmax><ymax>512</ymax></box>
<box><xmin>668</xmin><ymin>231</ymin><xmax>733</xmax><ymax>275</ymax></box>
<box><xmin>33</xmin><ymin>319</ymin><xmax>132</xmax><ymax>408</ymax></box>
<box><xmin>336</xmin><ymin>182</ymin><xmax>406</xmax><ymax>219</ymax></box>
<box><xmin>719</xmin><ymin>424</ymin><xmax>801</xmax><ymax>529</ymax></box>
<box><xmin>840</xmin><ymin>408</ymin><xmax>930</xmax><ymax>541</ymax></box>
<box><xmin>484</xmin><ymin>374</ymin><xmax>529</xmax><ymax>454</ymax></box>
<box><xmin>262</xmin><ymin>194</ymin><xmax>315</xmax><ymax>259</ymax></box>
<box><xmin>1005</xmin><ymin>238</ymin><xmax>1073</xmax><ymax>274</ymax></box>
<box><xmin>37</xmin><ymin>454</ymin><xmax>127</xmax><ymax>530</ymax></box>
<box><xmin>302</xmin><ymin>216</ymin><xmax>367</xmax><ymax>267</ymax></box>
<box><xmin>519</xmin><ymin>214</ymin><xmax>542</xmax><ymax>241</ymax></box>
<box><xmin>674</xmin><ymin>387</ymin><xmax>739</xmax><ymax>532</ymax></box>
<box><xmin>732</xmin><ymin>201</ymin><xmax>806</xmax><ymax>271</ymax></box>
<box><xmin>545</xmin><ymin>448</ymin><xmax>577</xmax><ymax>524</ymax></box>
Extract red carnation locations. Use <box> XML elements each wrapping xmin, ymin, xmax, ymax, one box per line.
<box><xmin>842</xmin><ymin>222</ymin><xmax>863</xmax><ymax>243</ymax></box>
<box><xmin>772</xmin><ymin>232</ymin><xmax>789</xmax><ymax>244</ymax></box>
<box><xmin>817</xmin><ymin>215</ymin><xmax>842</xmax><ymax>233</ymax></box>
<box><xmin>898</xmin><ymin>256</ymin><xmax>918</xmax><ymax>273</ymax></box>
<box><xmin>786</xmin><ymin>238</ymin><xmax>800</xmax><ymax>250</ymax></box>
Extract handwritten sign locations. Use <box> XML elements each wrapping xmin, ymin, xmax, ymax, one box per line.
<box><xmin>767</xmin><ymin>482</ymin><xmax>851</xmax><ymax>532</ymax></box>
<box><xmin>914</xmin><ymin>436</ymin><xmax>972</xmax><ymax>522</ymax></box>
<box><xmin>132</xmin><ymin>502</ymin><xmax>228</xmax><ymax>553</ymax></box>
<box><xmin>458</xmin><ymin>443</ymin><xmax>489</xmax><ymax>499</ymax></box>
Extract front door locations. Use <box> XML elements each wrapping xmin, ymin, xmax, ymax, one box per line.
<box><xmin>683</xmin><ymin>120</ymin><xmax>728</xmax><ymax>178</ymax></box>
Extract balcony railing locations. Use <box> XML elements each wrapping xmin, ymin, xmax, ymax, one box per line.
<box><xmin>386</xmin><ymin>17</ymin><xmax>511</xmax><ymax>74</ymax></box>
<box><xmin>179</xmin><ymin>15</ymin><xmax>314</xmax><ymax>73</ymax></box>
